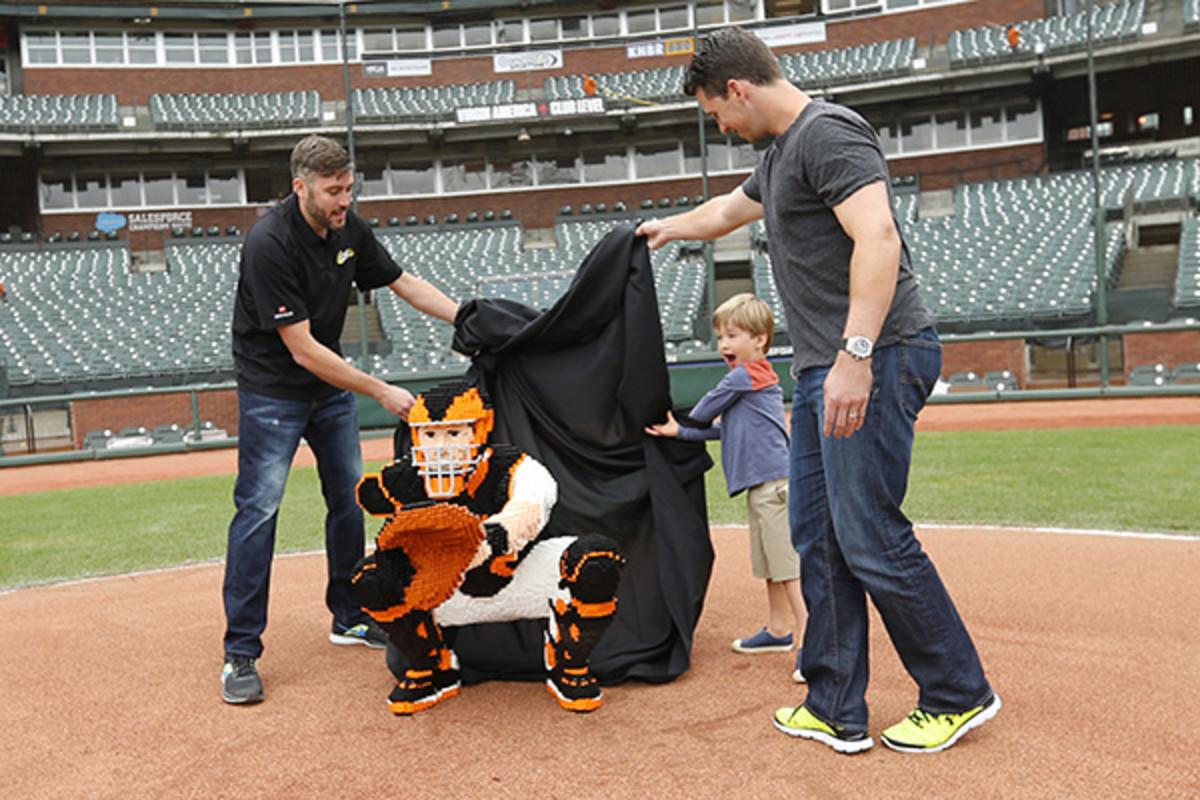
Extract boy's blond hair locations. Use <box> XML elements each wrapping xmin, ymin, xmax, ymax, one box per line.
<box><xmin>712</xmin><ymin>293</ymin><xmax>775</xmax><ymax>351</ymax></box>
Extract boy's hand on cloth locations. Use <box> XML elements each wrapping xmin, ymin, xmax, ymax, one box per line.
<box><xmin>644</xmin><ymin>410</ymin><xmax>680</xmax><ymax>438</ymax></box>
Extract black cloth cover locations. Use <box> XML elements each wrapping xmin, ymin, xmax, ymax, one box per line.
<box><xmin>424</xmin><ymin>222</ymin><xmax>714</xmax><ymax>685</ymax></box>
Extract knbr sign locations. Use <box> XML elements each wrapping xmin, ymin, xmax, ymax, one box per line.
<box><xmin>626</xmin><ymin>38</ymin><xmax>694</xmax><ymax>59</ymax></box>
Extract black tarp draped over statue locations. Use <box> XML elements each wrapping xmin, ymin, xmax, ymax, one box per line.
<box><xmin>387</xmin><ymin>222</ymin><xmax>714</xmax><ymax>686</ymax></box>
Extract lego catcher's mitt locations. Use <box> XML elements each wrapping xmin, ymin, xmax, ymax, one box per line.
<box><xmin>352</xmin><ymin>502</ymin><xmax>486</xmax><ymax>622</ymax></box>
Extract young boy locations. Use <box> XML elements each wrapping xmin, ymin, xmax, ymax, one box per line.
<box><xmin>646</xmin><ymin>293</ymin><xmax>803</xmax><ymax>682</ymax></box>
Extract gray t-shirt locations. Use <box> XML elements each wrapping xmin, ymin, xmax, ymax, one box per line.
<box><xmin>742</xmin><ymin>100</ymin><xmax>934</xmax><ymax>373</ymax></box>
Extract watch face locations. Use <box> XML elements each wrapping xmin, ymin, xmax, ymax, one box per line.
<box><xmin>846</xmin><ymin>337</ymin><xmax>872</xmax><ymax>358</ymax></box>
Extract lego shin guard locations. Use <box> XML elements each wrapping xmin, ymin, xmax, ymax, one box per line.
<box><xmin>545</xmin><ymin>534</ymin><xmax>624</xmax><ymax>712</ymax></box>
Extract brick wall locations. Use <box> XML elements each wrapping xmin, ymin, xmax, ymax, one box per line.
<box><xmin>42</xmin><ymin>208</ymin><xmax>265</xmax><ymax>247</ymax></box>
<box><xmin>891</xmin><ymin>143</ymin><xmax>1046</xmax><ymax>192</ymax></box>
<box><xmin>50</xmin><ymin>329</ymin><xmax>1195</xmax><ymax>449</ymax></box>
<box><xmin>24</xmin><ymin>65</ymin><xmax>346</xmax><ymax>106</ymax></box>
<box><xmin>1124</xmin><ymin>330</ymin><xmax>1200</xmax><ymax>373</ymax></box>
<box><xmin>942</xmin><ymin>338</ymin><xmax>1028</xmax><ymax>384</ymax></box>
<box><xmin>70</xmin><ymin>388</ymin><xmax>238</xmax><ymax>448</ymax></box>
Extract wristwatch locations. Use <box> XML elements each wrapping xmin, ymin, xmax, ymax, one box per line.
<box><xmin>842</xmin><ymin>335</ymin><xmax>874</xmax><ymax>360</ymax></box>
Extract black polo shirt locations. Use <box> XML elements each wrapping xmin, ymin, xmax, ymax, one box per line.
<box><xmin>232</xmin><ymin>193</ymin><xmax>403</xmax><ymax>401</ymax></box>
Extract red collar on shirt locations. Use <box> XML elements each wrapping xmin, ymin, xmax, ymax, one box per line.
<box><xmin>742</xmin><ymin>359</ymin><xmax>779</xmax><ymax>391</ymax></box>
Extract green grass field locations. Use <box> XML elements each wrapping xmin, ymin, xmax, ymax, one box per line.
<box><xmin>3</xmin><ymin>425</ymin><xmax>1197</xmax><ymax>591</ymax></box>
<box><xmin>705</xmin><ymin>426</ymin><xmax>1200</xmax><ymax>532</ymax></box>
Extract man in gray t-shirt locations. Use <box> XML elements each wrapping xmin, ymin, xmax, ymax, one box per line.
<box><xmin>741</xmin><ymin>100</ymin><xmax>934</xmax><ymax>373</ymax></box>
<box><xmin>637</xmin><ymin>28</ymin><xmax>998</xmax><ymax>756</ymax></box>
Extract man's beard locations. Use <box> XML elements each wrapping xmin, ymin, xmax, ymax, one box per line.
<box><xmin>304</xmin><ymin>194</ymin><xmax>346</xmax><ymax>233</ymax></box>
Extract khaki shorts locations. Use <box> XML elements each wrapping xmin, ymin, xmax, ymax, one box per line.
<box><xmin>746</xmin><ymin>477</ymin><xmax>799</xmax><ymax>582</ymax></box>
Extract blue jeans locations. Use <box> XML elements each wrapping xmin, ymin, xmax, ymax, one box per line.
<box><xmin>790</xmin><ymin>328</ymin><xmax>991</xmax><ymax>730</ymax></box>
<box><xmin>223</xmin><ymin>388</ymin><xmax>368</xmax><ymax>658</ymax></box>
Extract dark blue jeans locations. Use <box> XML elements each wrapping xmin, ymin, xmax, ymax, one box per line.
<box><xmin>790</xmin><ymin>328</ymin><xmax>991</xmax><ymax>730</ymax></box>
<box><xmin>222</xmin><ymin>388</ymin><xmax>369</xmax><ymax>658</ymax></box>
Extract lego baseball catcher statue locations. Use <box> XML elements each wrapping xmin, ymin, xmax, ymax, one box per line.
<box><xmin>352</xmin><ymin>380</ymin><xmax>624</xmax><ymax>714</ymax></box>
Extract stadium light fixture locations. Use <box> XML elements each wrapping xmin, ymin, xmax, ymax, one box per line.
<box><xmin>516</xmin><ymin>128</ymin><xmax>531</xmax><ymax>143</ymax></box>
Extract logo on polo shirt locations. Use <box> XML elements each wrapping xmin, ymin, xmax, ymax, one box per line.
<box><xmin>336</xmin><ymin>248</ymin><xmax>355</xmax><ymax>265</ymax></box>
<box><xmin>274</xmin><ymin>305</ymin><xmax>295</xmax><ymax>320</ymax></box>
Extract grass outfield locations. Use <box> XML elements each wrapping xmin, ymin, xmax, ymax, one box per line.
<box><xmin>3</xmin><ymin>426</ymin><xmax>1197</xmax><ymax>590</ymax></box>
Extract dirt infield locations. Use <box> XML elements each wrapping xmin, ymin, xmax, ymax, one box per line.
<box><xmin>3</xmin><ymin>397</ymin><xmax>1199</xmax><ymax>798</ymax></box>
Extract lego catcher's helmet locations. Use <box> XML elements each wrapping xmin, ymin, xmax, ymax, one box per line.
<box><xmin>408</xmin><ymin>381</ymin><xmax>495</xmax><ymax>498</ymax></box>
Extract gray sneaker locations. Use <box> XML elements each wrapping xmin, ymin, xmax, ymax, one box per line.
<box><xmin>221</xmin><ymin>654</ymin><xmax>264</xmax><ymax>705</ymax></box>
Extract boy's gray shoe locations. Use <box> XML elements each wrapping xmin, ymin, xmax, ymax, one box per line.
<box><xmin>221</xmin><ymin>654</ymin><xmax>264</xmax><ymax>705</ymax></box>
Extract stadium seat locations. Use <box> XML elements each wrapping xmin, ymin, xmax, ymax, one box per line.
<box><xmin>83</xmin><ymin>429</ymin><xmax>114</xmax><ymax>450</ymax></box>
<box><xmin>947</xmin><ymin>371</ymin><xmax>988</xmax><ymax>392</ymax></box>
<box><xmin>149</xmin><ymin>90</ymin><xmax>320</xmax><ymax>131</ymax></box>
<box><xmin>1127</xmin><ymin>363</ymin><xmax>1174</xmax><ymax>386</ymax></box>
<box><xmin>0</xmin><ymin>92</ymin><xmax>119</xmax><ymax>133</ymax></box>
<box><xmin>152</xmin><ymin>423</ymin><xmax>185</xmax><ymax>444</ymax></box>
<box><xmin>1171</xmin><ymin>362</ymin><xmax>1200</xmax><ymax>384</ymax></box>
<box><xmin>946</xmin><ymin>0</ymin><xmax>1145</xmax><ymax>67</ymax></box>
<box><xmin>984</xmin><ymin>370</ymin><xmax>1020</xmax><ymax>391</ymax></box>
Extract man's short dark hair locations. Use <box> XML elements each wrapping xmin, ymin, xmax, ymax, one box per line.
<box><xmin>684</xmin><ymin>27</ymin><xmax>784</xmax><ymax>99</ymax></box>
<box><xmin>291</xmin><ymin>135</ymin><xmax>353</xmax><ymax>182</ymax></box>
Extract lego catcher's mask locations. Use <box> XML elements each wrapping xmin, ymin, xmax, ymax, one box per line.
<box><xmin>408</xmin><ymin>383</ymin><xmax>495</xmax><ymax>498</ymax></box>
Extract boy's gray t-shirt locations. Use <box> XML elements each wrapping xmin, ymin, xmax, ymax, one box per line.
<box><xmin>741</xmin><ymin>99</ymin><xmax>934</xmax><ymax>373</ymax></box>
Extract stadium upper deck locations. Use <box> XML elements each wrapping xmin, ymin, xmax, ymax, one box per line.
<box><xmin>0</xmin><ymin>0</ymin><xmax>1198</xmax><ymax>401</ymax></box>
<box><xmin>1</xmin><ymin>0</ymin><xmax>1196</xmax><ymax>239</ymax></box>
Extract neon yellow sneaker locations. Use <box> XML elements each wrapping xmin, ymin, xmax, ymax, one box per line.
<box><xmin>881</xmin><ymin>693</ymin><xmax>1002</xmax><ymax>753</ymax></box>
<box><xmin>773</xmin><ymin>705</ymin><xmax>874</xmax><ymax>754</ymax></box>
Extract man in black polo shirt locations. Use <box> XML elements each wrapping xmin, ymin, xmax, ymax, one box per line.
<box><xmin>221</xmin><ymin>135</ymin><xmax>459</xmax><ymax>705</ymax></box>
